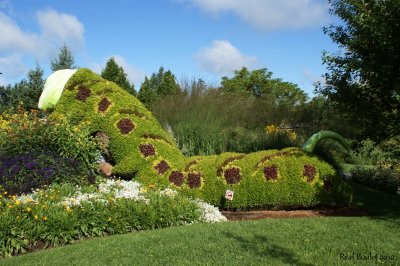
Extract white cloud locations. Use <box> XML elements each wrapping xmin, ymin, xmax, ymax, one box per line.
<box><xmin>37</xmin><ymin>9</ymin><xmax>84</xmax><ymax>50</ymax></box>
<box><xmin>0</xmin><ymin>12</ymin><xmax>42</xmax><ymax>55</ymax></box>
<box><xmin>195</xmin><ymin>40</ymin><xmax>259</xmax><ymax>74</ymax></box>
<box><xmin>0</xmin><ymin>54</ymin><xmax>28</xmax><ymax>78</ymax></box>
<box><xmin>187</xmin><ymin>0</ymin><xmax>329</xmax><ymax>31</ymax></box>
<box><xmin>0</xmin><ymin>9</ymin><xmax>84</xmax><ymax>84</ymax></box>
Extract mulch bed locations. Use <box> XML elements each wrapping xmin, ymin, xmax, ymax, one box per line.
<box><xmin>222</xmin><ymin>208</ymin><xmax>368</xmax><ymax>221</ymax></box>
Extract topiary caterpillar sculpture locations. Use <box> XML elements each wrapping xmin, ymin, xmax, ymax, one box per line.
<box><xmin>38</xmin><ymin>69</ymin><xmax>352</xmax><ymax>209</ymax></box>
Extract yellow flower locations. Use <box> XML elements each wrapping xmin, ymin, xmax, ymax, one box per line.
<box><xmin>288</xmin><ymin>131</ymin><xmax>297</xmax><ymax>141</ymax></box>
<box><xmin>14</xmin><ymin>199</ymin><xmax>21</xmax><ymax>206</ymax></box>
<box><xmin>265</xmin><ymin>124</ymin><xmax>279</xmax><ymax>134</ymax></box>
<box><xmin>42</xmin><ymin>216</ymin><xmax>47</xmax><ymax>221</ymax></box>
<box><xmin>26</xmin><ymin>207</ymin><xmax>32</xmax><ymax>212</ymax></box>
<box><xmin>107</xmin><ymin>217</ymin><xmax>112</xmax><ymax>222</ymax></box>
<box><xmin>34</xmin><ymin>215</ymin><xmax>38</xmax><ymax>220</ymax></box>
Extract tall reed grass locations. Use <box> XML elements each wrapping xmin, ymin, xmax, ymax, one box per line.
<box><xmin>148</xmin><ymin>79</ymin><xmax>302</xmax><ymax>156</ymax></box>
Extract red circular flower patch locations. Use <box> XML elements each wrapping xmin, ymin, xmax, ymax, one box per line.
<box><xmin>169</xmin><ymin>171</ymin><xmax>184</xmax><ymax>186</ymax></box>
<box><xmin>264</xmin><ymin>165</ymin><xmax>278</xmax><ymax>181</ymax></box>
<box><xmin>224</xmin><ymin>167</ymin><xmax>241</xmax><ymax>184</ymax></box>
<box><xmin>76</xmin><ymin>86</ymin><xmax>91</xmax><ymax>102</ymax></box>
<box><xmin>139</xmin><ymin>143</ymin><xmax>156</xmax><ymax>157</ymax></box>
<box><xmin>117</xmin><ymin>118</ymin><xmax>135</xmax><ymax>134</ymax></box>
<box><xmin>154</xmin><ymin>160</ymin><xmax>170</xmax><ymax>174</ymax></box>
<box><xmin>187</xmin><ymin>172</ymin><xmax>201</xmax><ymax>189</ymax></box>
<box><xmin>303</xmin><ymin>164</ymin><xmax>317</xmax><ymax>182</ymax></box>
<box><xmin>98</xmin><ymin>97</ymin><xmax>111</xmax><ymax>112</ymax></box>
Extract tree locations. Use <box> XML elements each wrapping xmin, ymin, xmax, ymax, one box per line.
<box><xmin>220</xmin><ymin>67</ymin><xmax>307</xmax><ymax>123</ymax></box>
<box><xmin>318</xmin><ymin>0</ymin><xmax>400</xmax><ymax>140</ymax></box>
<box><xmin>25</xmin><ymin>62</ymin><xmax>45</xmax><ymax>109</ymax></box>
<box><xmin>101</xmin><ymin>57</ymin><xmax>136</xmax><ymax>95</ymax></box>
<box><xmin>0</xmin><ymin>62</ymin><xmax>45</xmax><ymax>112</ymax></box>
<box><xmin>51</xmin><ymin>44</ymin><xmax>77</xmax><ymax>72</ymax></box>
<box><xmin>138</xmin><ymin>67</ymin><xmax>181</xmax><ymax>106</ymax></box>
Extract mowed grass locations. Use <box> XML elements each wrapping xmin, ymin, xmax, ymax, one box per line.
<box><xmin>2</xmin><ymin>182</ymin><xmax>399</xmax><ymax>266</ymax></box>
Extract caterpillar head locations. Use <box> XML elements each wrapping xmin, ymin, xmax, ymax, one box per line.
<box><xmin>38</xmin><ymin>69</ymin><xmax>77</xmax><ymax>110</ymax></box>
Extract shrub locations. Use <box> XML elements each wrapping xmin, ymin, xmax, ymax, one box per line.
<box><xmin>347</xmin><ymin>139</ymin><xmax>391</xmax><ymax>166</ymax></box>
<box><xmin>350</xmin><ymin>166</ymin><xmax>400</xmax><ymax>194</ymax></box>
<box><xmin>0</xmin><ymin>109</ymin><xmax>100</xmax><ymax>193</ymax></box>
<box><xmin>0</xmin><ymin>151</ymin><xmax>89</xmax><ymax>195</ymax></box>
<box><xmin>0</xmin><ymin>109</ymin><xmax>100</xmax><ymax>169</ymax></box>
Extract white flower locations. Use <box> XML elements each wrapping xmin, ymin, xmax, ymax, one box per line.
<box><xmin>160</xmin><ymin>188</ymin><xmax>177</xmax><ymax>198</ymax></box>
<box><xmin>194</xmin><ymin>199</ymin><xmax>227</xmax><ymax>223</ymax></box>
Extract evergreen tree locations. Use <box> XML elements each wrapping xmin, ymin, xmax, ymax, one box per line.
<box><xmin>0</xmin><ymin>62</ymin><xmax>45</xmax><ymax>112</ymax></box>
<box><xmin>101</xmin><ymin>57</ymin><xmax>136</xmax><ymax>95</ymax></box>
<box><xmin>51</xmin><ymin>44</ymin><xmax>76</xmax><ymax>72</ymax></box>
<box><xmin>138</xmin><ymin>67</ymin><xmax>181</xmax><ymax>106</ymax></box>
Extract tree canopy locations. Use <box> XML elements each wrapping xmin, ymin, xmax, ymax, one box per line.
<box><xmin>138</xmin><ymin>67</ymin><xmax>181</xmax><ymax>106</ymax></box>
<box><xmin>101</xmin><ymin>57</ymin><xmax>136</xmax><ymax>96</ymax></box>
<box><xmin>51</xmin><ymin>44</ymin><xmax>77</xmax><ymax>72</ymax></box>
<box><xmin>0</xmin><ymin>62</ymin><xmax>45</xmax><ymax>112</ymax></box>
<box><xmin>319</xmin><ymin>0</ymin><xmax>400</xmax><ymax>140</ymax></box>
<box><xmin>221</xmin><ymin>67</ymin><xmax>307</xmax><ymax>110</ymax></box>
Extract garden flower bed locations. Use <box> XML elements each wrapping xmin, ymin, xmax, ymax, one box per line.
<box><xmin>0</xmin><ymin>179</ymin><xmax>226</xmax><ymax>258</ymax></box>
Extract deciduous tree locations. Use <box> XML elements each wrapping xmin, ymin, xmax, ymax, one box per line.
<box><xmin>319</xmin><ymin>0</ymin><xmax>400</xmax><ymax>139</ymax></box>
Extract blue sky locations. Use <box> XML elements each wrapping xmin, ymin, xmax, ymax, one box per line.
<box><xmin>0</xmin><ymin>0</ymin><xmax>339</xmax><ymax>96</ymax></box>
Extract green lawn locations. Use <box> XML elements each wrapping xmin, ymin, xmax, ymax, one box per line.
<box><xmin>1</xmin><ymin>182</ymin><xmax>399</xmax><ymax>266</ymax></box>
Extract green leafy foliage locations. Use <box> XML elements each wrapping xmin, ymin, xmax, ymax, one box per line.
<box><xmin>221</xmin><ymin>67</ymin><xmax>307</xmax><ymax>114</ymax></box>
<box><xmin>0</xmin><ymin>109</ymin><xmax>100</xmax><ymax>192</ymax></box>
<box><xmin>350</xmin><ymin>166</ymin><xmax>400</xmax><ymax>194</ymax></box>
<box><xmin>319</xmin><ymin>0</ymin><xmax>400</xmax><ymax>139</ymax></box>
<box><xmin>101</xmin><ymin>57</ymin><xmax>136</xmax><ymax>96</ymax></box>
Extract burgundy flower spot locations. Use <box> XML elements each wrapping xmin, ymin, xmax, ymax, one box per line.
<box><xmin>169</xmin><ymin>171</ymin><xmax>184</xmax><ymax>186</ymax></box>
<box><xmin>76</xmin><ymin>86</ymin><xmax>91</xmax><ymax>102</ymax></box>
<box><xmin>303</xmin><ymin>164</ymin><xmax>317</xmax><ymax>182</ymax></box>
<box><xmin>117</xmin><ymin>118</ymin><xmax>135</xmax><ymax>134</ymax></box>
<box><xmin>264</xmin><ymin>165</ymin><xmax>278</xmax><ymax>181</ymax></box>
<box><xmin>154</xmin><ymin>160</ymin><xmax>170</xmax><ymax>175</ymax></box>
<box><xmin>224</xmin><ymin>167</ymin><xmax>241</xmax><ymax>184</ymax></box>
<box><xmin>98</xmin><ymin>97</ymin><xmax>111</xmax><ymax>112</ymax></box>
<box><xmin>187</xmin><ymin>172</ymin><xmax>201</xmax><ymax>189</ymax></box>
<box><xmin>139</xmin><ymin>143</ymin><xmax>155</xmax><ymax>157</ymax></box>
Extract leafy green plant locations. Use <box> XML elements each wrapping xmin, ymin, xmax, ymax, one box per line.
<box><xmin>350</xmin><ymin>166</ymin><xmax>400</xmax><ymax>194</ymax></box>
<box><xmin>347</xmin><ymin>139</ymin><xmax>390</xmax><ymax>166</ymax></box>
<box><xmin>0</xmin><ymin>109</ymin><xmax>100</xmax><ymax>171</ymax></box>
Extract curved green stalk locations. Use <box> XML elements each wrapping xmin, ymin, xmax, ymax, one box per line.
<box><xmin>302</xmin><ymin>130</ymin><xmax>349</xmax><ymax>154</ymax></box>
